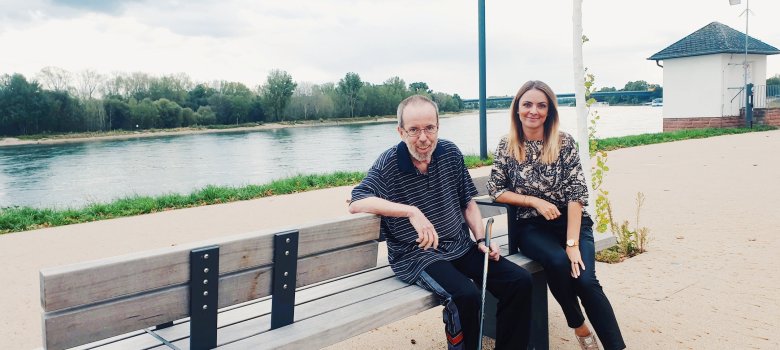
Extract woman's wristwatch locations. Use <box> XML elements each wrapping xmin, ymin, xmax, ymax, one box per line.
<box><xmin>476</xmin><ymin>238</ymin><xmax>486</xmax><ymax>245</ymax></box>
<box><xmin>566</xmin><ymin>239</ymin><xmax>579</xmax><ymax>248</ymax></box>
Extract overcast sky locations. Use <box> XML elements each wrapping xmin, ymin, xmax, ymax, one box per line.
<box><xmin>2</xmin><ymin>0</ymin><xmax>779</xmax><ymax>98</ymax></box>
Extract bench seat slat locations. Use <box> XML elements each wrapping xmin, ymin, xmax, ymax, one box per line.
<box><xmin>70</xmin><ymin>330</ymin><xmax>161</xmax><ymax>350</ymax></box>
<box><xmin>85</xmin><ymin>232</ymin><xmax>614</xmax><ymax>350</ymax></box>
<box><xmin>147</xmin><ymin>266</ymin><xmax>399</xmax><ymax>344</ymax></box>
<box><xmin>217</xmin><ymin>286</ymin><xmax>438</xmax><ymax>350</ymax></box>
<box><xmin>145</xmin><ymin>277</ymin><xmax>414</xmax><ymax>349</ymax></box>
<box><xmin>212</xmin><ymin>234</ymin><xmax>614</xmax><ymax>349</ymax></box>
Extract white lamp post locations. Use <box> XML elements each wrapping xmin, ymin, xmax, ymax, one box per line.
<box><xmin>730</xmin><ymin>0</ymin><xmax>753</xmax><ymax>126</ymax></box>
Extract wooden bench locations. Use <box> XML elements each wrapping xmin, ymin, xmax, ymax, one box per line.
<box><xmin>39</xmin><ymin>175</ymin><xmax>615</xmax><ymax>350</ymax></box>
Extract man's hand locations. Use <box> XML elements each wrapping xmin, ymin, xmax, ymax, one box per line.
<box><xmin>478</xmin><ymin>241</ymin><xmax>500</xmax><ymax>261</ymax></box>
<box><xmin>409</xmin><ymin>208</ymin><xmax>438</xmax><ymax>250</ymax></box>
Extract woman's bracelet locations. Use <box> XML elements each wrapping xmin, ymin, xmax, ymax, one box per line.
<box><xmin>476</xmin><ymin>238</ymin><xmax>486</xmax><ymax>245</ymax></box>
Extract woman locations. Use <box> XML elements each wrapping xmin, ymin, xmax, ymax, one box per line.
<box><xmin>487</xmin><ymin>80</ymin><xmax>625</xmax><ymax>350</ymax></box>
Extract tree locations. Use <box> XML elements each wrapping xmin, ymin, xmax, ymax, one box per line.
<box><xmin>101</xmin><ymin>72</ymin><xmax>127</xmax><ymax>99</ymax></box>
<box><xmin>0</xmin><ymin>74</ymin><xmax>47</xmax><ymax>135</ymax></box>
<box><xmin>260</xmin><ymin>70</ymin><xmax>297</xmax><ymax>121</ymax></box>
<box><xmin>187</xmin><ymin>83</ymin><xmax>216</xmax><ymax>110</ymax></box>
<box><xmin>248</xmin><ymin>97</ymin><xmax>265</xmax><ymax>122</ymax></box>
<box><xmin>648</xmin><ymin>84</ymin><xmax>663</xmax><ymax>99</ymax></box>
<box><xmin>766</xmin><ymin>74</ymin><xmax>780</xmax><ymax>86</ymax></box>
<box><xmin>82</xmin><ymin>99</ymin><xmax>107</xmax><ymax>131</ymax></box>
<box><xmin>37</xmin><ymin>66</ymin><xmax>72</xmax><ymax>92</ymax></box>
<box><xmin>181</xmin><ymin>107</ymin><xmax>196</xmax><ymax>126</ymax></box>
<box><xmin>104</xmin><ymin>97</ymin><xmax>132</xmax><ymax>130</ymax></box>
<box><xmin>289</xmin><ymin>81</ymin><xmax>314</xmax><ymax>120</ymax></box>
<box><xmin>432</xmin><ymin>92</ymin><xmax>462</xmax><ymax>113</ymax></box>
<box><xmin>409</xmin><ymin>81</ymin><xmax>431</xmax><ymax>94</ymax></box>
<box><xmin>622</xmin><ymin>80</ymin><xmax>649</xmax><ymax>91</ymax></box>
<box><xmin>130</xmin><ymin>98</ymin><xmax>159</xmax><ymax>129</ymax></box>
<box><xmin>75</xmin><ymin>69</ymin><xmax>104</xmax><ymax>100</ymax></box>
<box><xmin>196</xmin><ymin>105</ymin><xmax>217</xmax><ymax>125</ymax></box>
<box><xmin>149</xmin><ymin>74</ymin><xmax>191</xmax><ymax>106</ymax></box>
<box><xmin>572</xmin><ymin>0</ymin><xmax>594</xmax><ymax>217</ymax></box>
<box><xmin>337</xmin><ymin>72</ymin><xmax>363</xmax><ymax>118</ymax></box>
<box><xmin>124</xmin><ymin>72</ymin><xmax>152</xmax><ymax>100</ymax></box>
<box><xmin>43</xmin><ymin>89</ymin><xmax>82</xmax><ymax>132</ymax></box>
<box><xmin>452</xmin><ymin>93</ymin><xmax>464</xmax><ymax>110</ymax></box>
<box><xmin>155</xmin><ymin>98</ymin><xmax>183</xmax><ymax>128</ymax></box>
<box><xmin>311</xmin><ymin>83</ymin><xmax>336</xmax><ymax>119</ymax></box>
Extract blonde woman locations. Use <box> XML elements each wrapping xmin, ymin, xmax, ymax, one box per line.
<box><xmin>487</xmin><ymin>80</ymin><xmax>625</xmax><ymax>350</ymax></box>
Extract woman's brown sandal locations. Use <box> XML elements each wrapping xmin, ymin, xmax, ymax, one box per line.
<box><xmin>576</xmin><ymin>332</ymin><xmax>600</xmax><ymax>350</ymax></box>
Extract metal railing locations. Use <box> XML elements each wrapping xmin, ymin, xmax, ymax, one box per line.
<box><xmin>766</xmin><ymin>85</ymin><xmax>780</xmax><ymax>108</ymax></box>
<box><xmin>727</xmin><ymin>85</ymin><xmax>780</xmax><ymax>115</ymax></box>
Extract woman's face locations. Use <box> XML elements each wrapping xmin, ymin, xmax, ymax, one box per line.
<box><xmin>517</xmin><ymin>88</ymin><xmax>549</xmax><ymax>134</ymax></box>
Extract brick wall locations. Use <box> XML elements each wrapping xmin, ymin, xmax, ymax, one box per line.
<box><xmin>752</xmin><ymin>108</ymin><xmax>780</xmax><ymax>127</ymax></box>
<box><xmin>663</xmin><ymin>116</ymin><xmax>743</xmax><ymax>132</ymax></box>
<box><xmin>663</xmin><ymin>107</ymin><xmax>780</xmax><ymax>131</ymax></box>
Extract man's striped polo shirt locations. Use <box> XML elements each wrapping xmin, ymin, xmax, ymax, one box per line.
<box><xmin>351</xmin><ymin>139</ymin><xmax>478</xmax><ymax>284</ymax></box>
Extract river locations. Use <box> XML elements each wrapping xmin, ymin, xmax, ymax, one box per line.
<box><xmin>0</xmin><ymin>106</ymin><xmax>661</xmax><ymax>208</ymax></box>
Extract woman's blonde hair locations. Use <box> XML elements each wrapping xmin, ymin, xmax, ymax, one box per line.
<box><xmin>507</xmin><ymin>80</ymin><xmax>561</xmax><ymax>164</ymax></box>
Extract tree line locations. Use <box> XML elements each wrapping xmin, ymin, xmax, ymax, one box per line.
<box><xmin>595</xmin><ymin>80</ymin><xmax>662</xmax><ymax>105</ymax></box>
<box><xmin>0</xmin><ymin>67</ymin><xmax>464</xmax><ymax>136</ymax></box>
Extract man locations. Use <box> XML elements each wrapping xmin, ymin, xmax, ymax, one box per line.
<box><xmin>349</xmin><ymin>95</ymin><xmax>532</xmax><ymax>350</ymax></box>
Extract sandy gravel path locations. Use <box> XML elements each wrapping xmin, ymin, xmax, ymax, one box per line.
<box><xmin>2</xmin><ymin>130</ymin><xmax>779</xmax><ymax>349</ymax></box>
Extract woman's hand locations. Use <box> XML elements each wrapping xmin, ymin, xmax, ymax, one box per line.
<box><xmin>566</xmin><ymin>246</ymin><xmax>585</xmax><ymax>278</ymax></box>
<box><xmin>530</xmin><ymin>197</ymin><xmax>561</xmax><ymax>220</ymax></box>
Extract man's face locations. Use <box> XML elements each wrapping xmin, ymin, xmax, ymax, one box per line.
<box><xmin>397</xmin><ymin>103</ymin><xmax>438</xmax><ymax>162</ymax></box>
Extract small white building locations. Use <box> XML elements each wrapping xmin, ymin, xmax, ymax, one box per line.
<box><xmin>648</xmin><ymin>22</ymin><xmax>778</xmax><ymax>126</ymax></box>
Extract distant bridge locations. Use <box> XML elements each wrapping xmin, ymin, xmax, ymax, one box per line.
<box><xmin>462</xmin><ymin>91</ymin><xmax>656</xmax><ymax>106</ymax></box>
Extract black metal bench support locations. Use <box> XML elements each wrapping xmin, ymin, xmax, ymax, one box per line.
<box><xmin>271</xmin><ymin>230</ymin><xmax>299</xmax><ymax>329</ymax></box>
<box><xmin>189</xmin><ymin>245</ymin><xmax>220</xmax><ymax>350</ymax></box>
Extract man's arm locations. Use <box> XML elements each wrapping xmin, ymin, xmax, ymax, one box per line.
<box><xmin>349</xmin><ymin>197</ymin><xmax>439</xmax><ymax>250</ymax></box>
<box><xmin>463</xmin><ymin>200</ymin><xmax>500</xmax><ymax>261</ymax></box>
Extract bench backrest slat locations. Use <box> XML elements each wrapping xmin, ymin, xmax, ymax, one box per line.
<box><xmin>43</xmin><ymin>241</ymin><xmax>378</xmax><ymax>350</ymax></box>
<box><xmin>40</xmin><ymin>214</ymin><xmax>379</xmax><ymax>350</ymax></box>
<box><xmin>40</xmin><ymin>214</ymin><xmax>378</xmax><ymax>313</ymax></box>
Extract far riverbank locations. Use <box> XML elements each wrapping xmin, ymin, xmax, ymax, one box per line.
<box><xmin>0</xmin><ymin>116</ymin><xmax>396</xmax><ymax>147</ymax></box>
<box><xmin>0</xmin><ymin>110</ymin><xmax>481</xmax><ymax>148</ymax></box>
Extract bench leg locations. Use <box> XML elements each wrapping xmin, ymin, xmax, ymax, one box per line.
<box><xmin>529</xmin><ymin>270</ymin><xmax>549</xmax><ymax>350</ymax></box>
<box><xmin>477</xmin><ymin>271</ymin><xmax>549</xmax><ymax>350</ymax></box>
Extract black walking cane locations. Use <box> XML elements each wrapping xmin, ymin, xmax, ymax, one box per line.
<box><xmin>477</xmin><ymin>217</ymin><xmax>494</xmax><ymax>350</ymax></box>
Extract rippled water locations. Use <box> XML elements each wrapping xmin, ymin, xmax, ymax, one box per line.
<box><xmin>0</xmin><ymin>106</ymin><xmax>661</xmax><ymax>208</ymax></box>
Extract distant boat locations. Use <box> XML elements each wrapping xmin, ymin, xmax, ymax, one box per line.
<box><xmin>651</xmin><ymin>98</ymin><xmax>663</xmax><ymax>107</ymax></box>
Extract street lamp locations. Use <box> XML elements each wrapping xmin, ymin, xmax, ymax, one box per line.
<box><xmin>478</xmin><ymin>0</ymin><xmax>487</xmax><ymax>159</ymax></box>
<box><xmin>730</xmin><ymin>0</ymin><xmax>753</xmax><ymax>127</ymax></box>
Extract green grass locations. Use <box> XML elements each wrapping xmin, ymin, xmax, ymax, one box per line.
<box><xmin>0</xmin><ymin>172</ymin><xmax>365</xmax><ymax>234</ymax></box>
<box><xmin>595</xmin><ymin>126</ymin><xmax>776</xmax><ymax>151</ymax></box>
<box><xmin>463</xmin><ymin>154</ymin><xmax>493</xmax><ymax>168</ymax></box>
<box><xmin>2</xmin><ymin>125</ymin><xmax>776</xmax><ymax>234</ymax></box>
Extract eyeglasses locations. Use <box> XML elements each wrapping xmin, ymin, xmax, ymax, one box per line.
<box><xmin>402</xmin><ymin>125</ymin><xmax>438</xmax><ymax>137</ymax></box>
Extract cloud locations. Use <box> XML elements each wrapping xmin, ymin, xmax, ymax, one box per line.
<box><xmin>1</xmin><ymin>0</ymin><xmax>779</xmax><ymax>98</ymax></box>
<box><xmin>50</xmin><ymin>0</ymin><xmax>132</xmax><ymax>15</ymax></box>
<box><xmin>121</xmin><ymin>1</ymin><xmax>250</xmax><ymax>38</ymax></box>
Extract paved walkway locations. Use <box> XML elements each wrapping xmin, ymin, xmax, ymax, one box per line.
<box><xmin>2</xmin><ymin>130</ymin><xmax>779</xmax><ymax>349</ymax></box>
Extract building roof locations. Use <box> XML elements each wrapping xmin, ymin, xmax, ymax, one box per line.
<box><xmin>648</xmin><ymin>21</ymin><xmax>780</xmax><ymax>61</ymax></box>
